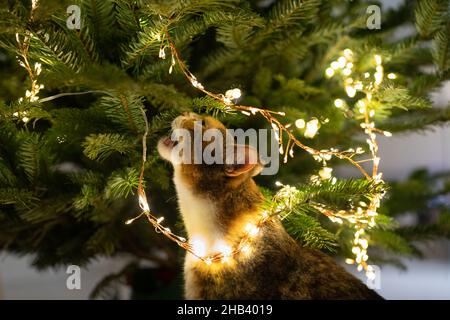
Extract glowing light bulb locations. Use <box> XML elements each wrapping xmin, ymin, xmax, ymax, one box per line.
<box><xmin>325</xmin><ymin>68</ymin><xmax>335</xmax><ymax>77</ymax></box>
<box><xmin>214</xmin><ymin>241</ymin><xmax>232</xmax><ymax>257</ymax></box>
<box><xmin>246</xmin><ymin>223</ymin><xmax>260</xmax><ymax>237</ymax></box>
<box><xmin>159</xmin><ymin>47</ymin><xmax>166</xmax><ymax>59</ymax></box>
<box><xmin>304</xmin><ymin>118</ymin><xmax>319</xmax><ymax>138</ymax></box>
<box><xmin>295</xmin><ymin>119</ymin><xmax>305</xmax><ymax>129</ymax></box>
<box><xmin>387</xmin><ymin>73</ymin><xmax>396</xmax><ymax>79</ymax></box>
<box><xmin>319</xmin><ymin>167</ymin><xmax>333</xmax><ymax>180</ymax></box>
<box><xmin>374</xmin><ymin>54</ymin><xmax>382</xmax><ymax>65</ymax></box>
<box><xmin>345</xmin><ymin>86</ymin><xmax>356</xmax><ymax>98</ymax></box>
<box><xmin>343</xmin><ymin>68</ymin><xmax>352</xmax><ymax>76</ymax></box>
<box><xmin>334</xmin><ymin>99</ymin><xmax>344</xmax><ymax>108</ymax></box>
<box><xmin>138</xmin><ymin>194</ymin><xmax>150</xmax><ymax>211</ymax></box>
<box><xmin>190</xmin><ymin>236</ymin><xmax>207</xmax><ymax>258</ymax></box>
<box><xmin>157</xmin><ymin>217</ymin><xmax>165</xmax><ymax>223</ymax></box>
<box><xmin>337</xmin><ymin>56</ymin><xmax>347</xmax><ymax>68</ymax></box>
<box><xmin>343</xmin><ymin>49</ymin><xmax>353</xmax><ymax>58</ymax></box>
<box><xmin>225</xmin><ymin>88</ymin><xmax>242</xmax><ymax>100</ymax></box>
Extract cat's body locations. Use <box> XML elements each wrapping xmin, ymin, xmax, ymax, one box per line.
<box><xmin>158</xmin><ymin>113</ymin><xmax>382</xmax><ymax>300</ymax></box>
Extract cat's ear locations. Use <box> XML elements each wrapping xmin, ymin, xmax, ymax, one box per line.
<box><xmin>225</xmin><ymin>145</ymin><xmax>263</xmax><ymax>177</ymax></box>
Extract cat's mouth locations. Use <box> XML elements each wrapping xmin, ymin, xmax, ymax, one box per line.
<box><xmin>161</xmin><ymin>136</ymin><xmax>179</xmax><ymax>149</ymax></box>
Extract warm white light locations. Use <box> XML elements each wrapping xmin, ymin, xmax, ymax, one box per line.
<box><xmin>304</xmin><ymin>118</ymin><xmax>319</xmax><ymax>138</ymax></box>
<box><xmin>374</xmin><ymin>54</ymin><xmax>382</xmax><ymax>65</ymax></box>
<box><xmin>345</xmin><ymin>258</ymin><xmax>355</xmax><ymax>264</ymax></box>
<box><xmin>345</xmin><ymin>85</ymin><xmax>356</xmax><ymax>97</ymax></box>
<box><xmin>246</xmin><ymin>223</ymin><xmax>260</xmax><ymax>237</ymax></box>
<box><xmin>334</xmin><ymin>99</ymin><xmax>344</xmax><ymax>108</ymax></box>
<box><xmin>343</xmin><ymin>49</ymin><xmax>353</xmax><ymax>58</ymax></box>
<box><xmin>225</xmin><ymin>88</ymin><xmax>242</xmax><ymax>100</ymax></box>
<box><xmin>343</xmin><ymin>68</ymin><xmax>352</xmax><ymax>76</ymax></box>
<box><xmin>387</xmin><ymin>73</ymin><xmax>396</xmax><ymax>79</ymax></box>
<box><xmin>190</xmin><ymin>236</ymin><xmax>207</xmax><ymax>257</ymax></box>
<box><xmin>214</xmin><ymin>241</ymin><xmax>232</xmax><ymax>257</ymax></box>
<box><xmin>319</xmin><ymin>167</ymin><xmax>333</xmax><ymax>180</ymax></box>
<box><xmin>138</xmin><ymin>194</ymin><xmax>150</xmax><ymax>211</ymax></box>
<box><xmin>325</xmin><ymin>68</ymin><xmax>335</xmax><ymax>77</ymax></box>
<box><xmin>295</xmin><ymin>119</ymin><xmax>305</xmax><ymax>128</ymax></box>
<box><xmin>337</xmin><ymin>57</ymin><xmax>347</xmax><ymax>68</ymax></box>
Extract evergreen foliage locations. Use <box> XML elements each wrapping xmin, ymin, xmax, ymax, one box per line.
<box><xmin>0</xmin><ymin>0</ymin><xmax>449</xmax><ymax>297</ymax></box>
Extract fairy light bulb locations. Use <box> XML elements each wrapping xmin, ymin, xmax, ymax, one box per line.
<box><xmin>387</xmin><ymin>73</ymin><xmax>396</xmax><ymax>79</ymax></box>
<box><xmin>325</xmin><ymin>68</ymin><xmax>335</xmax><ymax>77</ymax></box>
<box><xmin>343</xmin><ymin>48</ymin><xmax>353</xmax><ymax>58</ymax></box>
<box><xmin>334</xmin><ymin>99</ymin><xmax>344</xmax><ymax>108</ymax></box>
<box><xmin>138</xmin><ymin>194</ymin><xmax>150</xmax><ymax>211</ymax></box>
<box><xmin>225</xmin><ymin>88</ymin><xmax>242</xmax><ymax>100</ymax></box>
<box><xmin>337</xmin><ymin>56</ymin><xmax>347</xmax><ymax>68</ymax></box>
<box><xmin>214</xmin><ymin>241</ymin><xmax>232</xmax><ymax>257</ymax></box>
<box><xmin>190</xmin><ymin>236</ymin><xmax>207</xmax><ymax>258</ymax></box>
<box><xmin>345</xmin><ymin>85</ymin><xmax>356</xmax><ymax>98</ymax></box>
<box><xmin>295</xmin><ymin>119</ymin><xmax>305</xmax><ymax>129</ymax></box>
<box><xmin>156</xmin><ymin>217</ymin><xmax>165</xmax><ymax>223</ymax></box>
<box><xmin>246</xmin><ymin>223</ymin><xmax>260</xmax><ymax>237</ymax></box>
<box><xmin>374</xmin><ymin>54</ymin><xmax>382</xmax><ymax>65</ymax></box>
<box><xmin>319</xmin><ymin>167</ymin><xmax>333</xmax><ymax>180</ymax></box>
<box><xmin>331</xmin><ymin>61</ymin><xmax>339</xmax><ymax>69</ymax></box>
<box><xmin>304</xmin><ymin>118</ymin><xmax>319</xmax><ymax>138</ymax></box>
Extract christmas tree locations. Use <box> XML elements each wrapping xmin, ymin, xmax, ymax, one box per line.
<box><xmin>0</xmin><ymin>0</ymin><xmax>449</xmax><ymax>298</ymax></box>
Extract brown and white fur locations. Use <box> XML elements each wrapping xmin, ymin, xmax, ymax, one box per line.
<box><xmin>158</xmin><ymin>112</ymin><xmax>382</xmax><ymax>300</ymax></box>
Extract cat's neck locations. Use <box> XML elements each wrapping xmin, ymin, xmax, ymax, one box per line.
<box><xmin>173</xmin><ymin>168</ymin><xmax>263</xmax><ymax>255</ymax></box>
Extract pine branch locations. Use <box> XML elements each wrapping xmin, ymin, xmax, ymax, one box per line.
<box><xmin>432</xmin><ymin>25</ymin><xmax>450</xmax><ymax>73</ymax></box>
<box><xmin>415</xmin><ymin>0</ymin><xmax>449</xmax><ymax>38</ymax></box>
<box><xmin>284</xmin><ymin>208</ymin><xmax>337</xmax><ymax>251</ymax></box>
<box><xmin>0</xmin><ymin>188</ymin><xmax>38</xmax><ymax>209</ymax></box>
<box><xmin>82</xmin><ymin>133</ymin><xmax>134</xmax><ymax>162</ymax></box>
<box><xmin>379</xmin><ymin>106</ymin><xmax>450</xmax><ymax>132</ymax></box>
<box><xmin>104</xmin><ymin>167</ymin><xmax>140</xmax><ymax>199</ymax></box>
<box><xmin>267</xmin><ymin>0</ymin><xmax>321</xmax><ymax>31</ymax></box>
<box><xmin>100</xmin><ymin>93</ymin><xmax>147</xmax><ymax>135</ymax></box>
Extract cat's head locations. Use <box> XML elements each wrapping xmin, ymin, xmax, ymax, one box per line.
<box><xmin>157</xmin><ymin>112</ymin><xmax>263</xmax><ymax>193</ymax></box>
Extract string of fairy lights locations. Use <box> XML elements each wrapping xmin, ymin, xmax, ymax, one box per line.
<box><xmin>14</xmin><ymin>0</ymin><xmax>42</xmax><ymax>124</ymax></box>
<box><xmin>13</xmin><ymin>4</ymin><xmax>393</xmax><ymax>279</ymax></box>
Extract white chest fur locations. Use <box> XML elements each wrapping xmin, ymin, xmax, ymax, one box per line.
<box><xmin>173</xmin><ymin>169</ymin><xmax>223</xmax><ymax>256</ymax></box>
